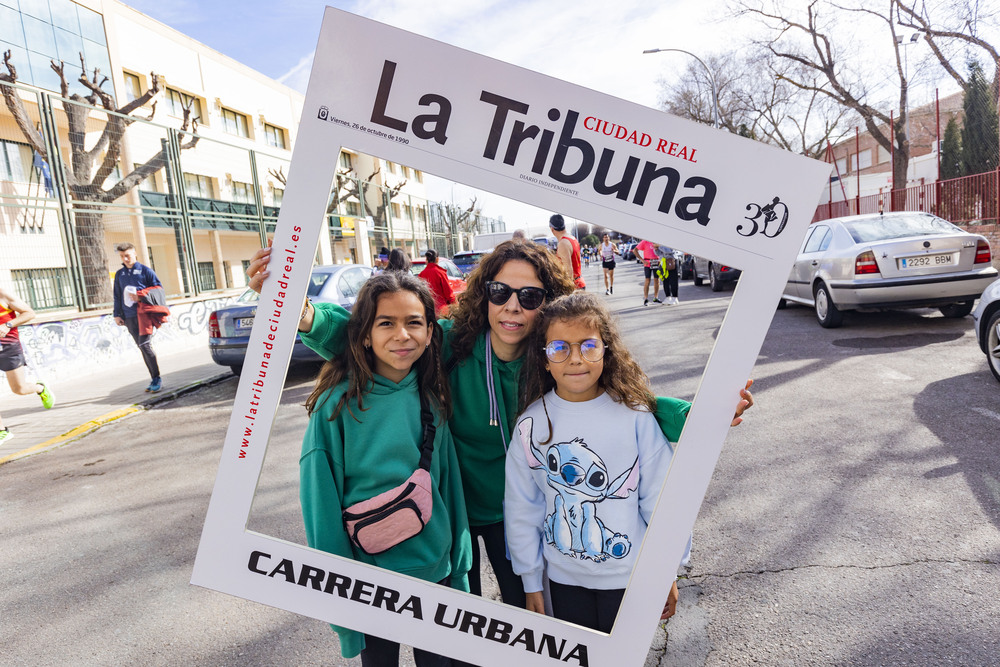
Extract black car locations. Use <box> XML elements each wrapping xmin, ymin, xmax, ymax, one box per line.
<box><xmin>692</xmin><ymin>255</ymin><xmax>741</xmax><ymax>292</ymax></box>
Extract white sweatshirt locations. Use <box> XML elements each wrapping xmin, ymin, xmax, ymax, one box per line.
<box><xmin>504</xmin><ymin>390</ymin><xmax>673</xmax><ymax>592</ymax></box>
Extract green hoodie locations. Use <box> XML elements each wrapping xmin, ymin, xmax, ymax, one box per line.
<box><xmin>300</xmin><ymin>369</ymin><xmax>472</xmax><ymax>658</ymax></box>
<box><xmin>302</xmin><ymin>302</ymin><xmax>692</xmax><ymax>527</ymax></box>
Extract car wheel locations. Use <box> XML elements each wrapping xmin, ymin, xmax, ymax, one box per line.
<box><xmin>777</xmin><ymin>298</ymin><xmax>787</xmax><ymax>310</ymax></box>
<box><xmin>938</xmin><ymin>301</ymin><xmax>975</xmax><ymax>318</ymax></box>
<box><xmin>229</xmin><ymin>364</ymin><xmax>243</xmax><ymax>376</ymax></box>
<box><xmin>710</xmin><ymin>265</ymin><xmax>723</xmax><ymax>292</ymax></box>
<box><xmin>985</xmin><ymin>310</ymin><xmax>1000</xmax><ymax>383</ymax></box>
<box><xmin>693</xmin><ymin>271</ymin><xmax>704</xmax><ymax>286</ymax></box>
<box><xmin>814</xmin><ymin>282</ymin><xmax>843</xmax><ymax>328</ymax></box>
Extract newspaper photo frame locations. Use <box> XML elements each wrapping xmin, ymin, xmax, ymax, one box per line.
<box><xmin>192</xmin><ymin>8</ymin><xmax>831</xmax><ymax>666</ymax></box>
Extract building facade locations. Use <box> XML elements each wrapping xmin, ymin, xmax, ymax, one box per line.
<box><xmin>1</xmin><ymin>0</ymin><xmax>489</xmax><ymax>313</ymax></box>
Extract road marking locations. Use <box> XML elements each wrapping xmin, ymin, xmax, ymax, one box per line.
<box><xmin>0</xmin><ymin>406</ymin><xmax>144</xmax><ymax>466</ymax></box>
<box><xmin>972</xmin><ymin>407</ymin><xmax>1000</xmax><ymax>421</ymax></box>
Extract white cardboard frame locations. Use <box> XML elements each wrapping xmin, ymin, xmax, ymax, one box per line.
<box><xmin>192</xmin><ymin>8</ymin><xmax>831</xmax><ymax>666</ymax></box>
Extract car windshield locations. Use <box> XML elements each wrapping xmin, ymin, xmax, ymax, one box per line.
<box><xmin>453</xmin><ymin>253</ymin><xmax>484</xmax><ymax>267</ymax></box>
<box><xmin>409</xmin><ymin>264</ymin><xmax>424</xmax><ymax>276</ymax></box>
<box><xmin>843</xmin><ymin>214</ymin><xmax>958</xmax><ymax>243</ymax></box>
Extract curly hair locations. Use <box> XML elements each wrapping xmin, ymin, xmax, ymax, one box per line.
<box><xmin>519</xmin><ymin>292</ymin><xmax>655</xmax><ymax>441</ymax></box>
<box><xmin>305</xmin><ymin>271</ymin><xmax>450</xmax><ymax>422</ymax></box>
<box><xmin>448</xmin><ymin>239</ymin><xmax>576</xmax><ymax>362</ymax></box>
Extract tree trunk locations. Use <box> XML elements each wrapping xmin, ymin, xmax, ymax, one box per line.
<box><xmin>73</xmin><ymin>205</ymin><xmax>113</xmax><ymax>306</ymax></box>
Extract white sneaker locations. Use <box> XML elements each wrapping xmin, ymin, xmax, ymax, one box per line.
<box><xmin>673</xmin><ymin>297</ymin><xmax>681</xmax><ymax>304</ymax></box>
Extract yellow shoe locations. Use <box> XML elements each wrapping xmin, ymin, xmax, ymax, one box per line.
<box><xmin>38</xmin><ymin>383</ymin><xmax>55</xmax><ymax>409</ymax></box>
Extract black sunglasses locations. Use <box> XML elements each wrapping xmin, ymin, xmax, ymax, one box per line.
<box><xmin>485</xmin><ymin>281</ymin><xmax>547</xmax><ymax>310</ymax></box>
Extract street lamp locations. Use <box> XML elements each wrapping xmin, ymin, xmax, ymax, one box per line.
<box><xmin>643</xmin><ymin>48</ymin><xmax>721</xmax><ymax>129</ymax></box>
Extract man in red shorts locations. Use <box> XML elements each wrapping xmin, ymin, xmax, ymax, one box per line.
<box><xmin>0</xmin><ymin>285</ymin><xmax>55</xmax><ymax>444</ymax></box>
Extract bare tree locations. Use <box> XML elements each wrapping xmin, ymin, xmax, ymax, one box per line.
<box><xmin>734</xmin><ymin>0</ymin><xmax>998</xmax><ymax>206</ymax></box>
<box><xmin>657</xmin><ymin>48</ymin><xmax>855</xmax><ymax>157</ymax></box>
<box><xmin>437</xmin><ymin>197</ymin><xmax>481</xmax><ymax>249</ymax></box>
<box><xmin>1</xmin><ymin>51</ymin><xmax>198</xmax><ymax>305</ymax></box>
<box><xmin>268</xmin><ymin>164</ymin><xmax>373</xmax><ymax>215</ymax></box>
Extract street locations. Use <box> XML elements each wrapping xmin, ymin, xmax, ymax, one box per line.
<box><xmin>2</xmin><ymin>260</ymin><xmax>999</xmax><ymax>666</ymax></box>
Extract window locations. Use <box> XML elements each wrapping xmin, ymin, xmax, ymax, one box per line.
<box><xmin>803</xmin><ymin>226</ymin><xmax>832</xmax><ymax>253</ymax></box>
<box><xmin>165</xmin><ymin>88</ymin><xmax>202</xmax><ymax>119</ymax></box>
<box><xmin>878</xmin><ymin>145</ymin><xmax>891</xmax><ymax>164</ymax></box>
<box><xmin>415</xmin><ymin>206</ymin><xmax>427</xmax><ymax>223</ymax></box>
<box><xmin>263</xmin><ymin>123</ymin><xmax>286</xmax><ymax>149</ymax></box>
<box><xmin>402</xmin><ymin>166</ymin><xmax>411</xmax><ymax>179</ymax></box>
<box><xmin>184</xmin><ymin>172</ymin><xmax>214</xmax><ymax>199</ymax></box>
<box><xmin>339</xmin><ymin>152</ymin><xmax>353</xmax><ymax>170</ymax></box>
<box><xmin>222</xmin><ymin>108</ymin><xmax>249</xmax><ymax>138</ymax></box>
<box><xmin>391</xmin><ymin>202</ymin><xmax>402</xmax><ymax>219</ymax></box>
<box><xmin>835</xmin><ymin>157</ymin><xmax>848</xmax><ymax>174</ymax></box>
<box><xmin>197</xmin><ymin>261</ymin><xmax>217</xmax><ymax>290</ymax></box>
<box><xmin>385</xmin><ymin>160</ymin><xmax>397</xmax><ymax>174</ymax></box>
<box><xmin>852</xmin><ymin>149</ymin><xmax>872</xmax><ymax>171</ymax></box>
<box><xmin>232</xmin><ymin>181</ymin><xmax>252</xmax><ymax>204</ymax></box>
<box><xmin>345</xmin><ymin>200</ymin><xmax>362</xmax><ymax>216</ymax></box>
<box><xmin>122</xmin><ymin>72</ymin><xmax>142</xmax><ymax>103</ymax></box>
<box><xmin>414</xmin><ymin>170</ymin><xmax>423</xmax><ymax>183</ymax></box>
<box><xmin>10</xmin><ymin>268</ymin><xmax>74</xmax><ymax>310</ymax></box>
<box><xmin>337</xmin><ymin>267</ymin><xmax>370</xmax><ymax>299</ymax></box>
<box><xmin>272</xmin><ymin>187</ymin><xmax>283</xmax><ymax>206</ymax></box>
<box><xmin>1</xmin><ymin>139</ymin><xmax>29</xmax><ymax>182</ymax></box>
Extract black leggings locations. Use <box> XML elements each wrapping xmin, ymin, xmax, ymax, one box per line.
<box><xmin>361</xmin><ymin>577</ymin><xmax>454</xmax><ymax>666</ymax></box>
<box><xmin>663</xmin><ymin>270</ymin><xmax>679</xmax><ymax>298</ymax></box>
<box><xmin>467</xmin><ymin>521</ymin><xmax>526</xmax><ymax>608</ymax></box>
<box><xmin>124</xmin><ymin>317</ymin><xmax>160</xmax><ymax>380</ymax></box>
<box><xmin>549</xmin><ymin>580</ymin><xmax>625</xmax><ymax>633</ymax></box>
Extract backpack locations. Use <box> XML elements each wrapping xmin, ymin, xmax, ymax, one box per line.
<box><xmin>664</xmin><ymin>255</ymin><xmax>677</xmax><ymax>271</ymax></box>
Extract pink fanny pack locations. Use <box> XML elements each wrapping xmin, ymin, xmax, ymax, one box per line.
<box><xmin>342</xmin><ymin>395</ymin><xmax>437</xmax><ymax>555</ymax></box>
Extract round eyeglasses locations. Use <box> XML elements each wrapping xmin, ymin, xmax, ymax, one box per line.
<box><xmin>544</xmin><ymin>338</ymin><xmax>606</xmax><ymax>363</ymax></box>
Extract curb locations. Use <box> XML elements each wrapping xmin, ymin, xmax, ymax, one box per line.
<box><xmin>0</xmin><ymin>372</ymin><xmax>234</xmax><ymax>466</ymax></box>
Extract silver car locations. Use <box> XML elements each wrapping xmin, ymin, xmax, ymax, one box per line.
<box><xmin>972</xmin><ymin>277</ymin><xmax>1000</xmax><ymax>382</ymax></box>
<box><xmin>779</xmin><ymin>212</ymin><xmax>998</xmax><ymax>328</ymax></box>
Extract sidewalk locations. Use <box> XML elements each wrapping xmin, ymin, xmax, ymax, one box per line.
<box><xmin>0</xmin><ymin>344</ymin><xmax>231</xmax><ymax>465</ymax></box>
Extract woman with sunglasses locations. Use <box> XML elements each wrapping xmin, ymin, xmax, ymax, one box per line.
<box><xmin>246</xmin><ymin>239</ymin><xmax>753</xmax><ymax>613</ymax></box>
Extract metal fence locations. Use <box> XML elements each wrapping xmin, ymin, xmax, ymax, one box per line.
<box><xmin>813</xmin><ymin>170</ymin><xmax>1000</xmax><ymax>225</ymax></box>
<box><xmin>1</xmin><ymin>80</ymin><xmax>501</xmax><ymax>312</ymax></box>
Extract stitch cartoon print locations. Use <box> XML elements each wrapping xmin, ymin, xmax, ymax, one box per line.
<box><xmin>517</xmin><ymin>418</ymin><xmax>635</xmax><ymax>562</ymax></box>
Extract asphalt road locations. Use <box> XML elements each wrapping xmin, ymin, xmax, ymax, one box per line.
<box><xmin>2</xmin><ymin>260</ymin><xmax>998</xmax><ymax>666</ymax></box>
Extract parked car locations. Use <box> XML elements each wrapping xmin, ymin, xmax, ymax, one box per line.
<box><xmin>692</xmin><ymin>255</ymin><xmax>742</xmax><ymax>291</ymax></box>
<box><xmin>680</xmin><ymin>252</ymin><xmax>695</xmax><ymax>280</ymax></box>
<box><xmin>208</xmin><ymin>264</ymin><xmax>373</xmax><ymax>375</ymax></box>
<box><xmin>779</xmin><ymin>212</ymin><xmax>998</xmax><ymax>328</ymax></box>
<box><xmin>410</xmin><ymin>256</ymin><xmax>468</xmax><ymax>297</ymax></box>
<box><xmin>973</xmin><ymin>277</ymin><xmax>1000</xmax><ymax>382</ymax></box>
<box><xmin>452</xmin><ymin>250</ymin><xmax>489</xmax><ymax>276</ymax></box>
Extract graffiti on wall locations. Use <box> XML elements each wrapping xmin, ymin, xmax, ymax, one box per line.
<box><xmin>16</xmin><ymin>296</ymin><xmax>236</xmax><ymax>383</ymax></box>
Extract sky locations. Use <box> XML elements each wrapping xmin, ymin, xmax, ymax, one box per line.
<box><xmin>121</xmin><ymin>0</ymin><xmax>750</xmax><ymax>235</ymax></box>
<box><xmin>118</xmin><ymin>0</ymin><xmax>995</xmax><ymax>236</ymax></box>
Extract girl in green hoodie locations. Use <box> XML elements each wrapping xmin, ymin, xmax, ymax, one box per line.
<box><xmin>299</xmin><ymin>272</ymin><xmax>471</xmax><ymax>664</ymax></box>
